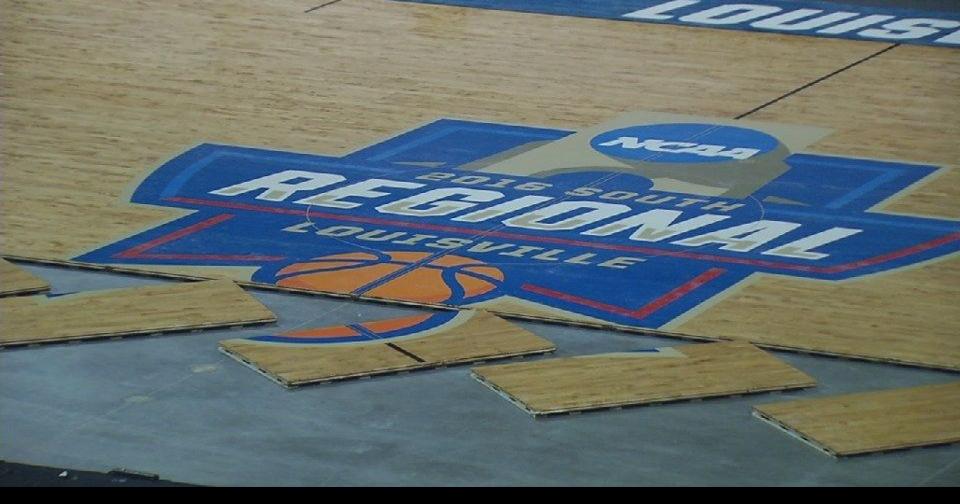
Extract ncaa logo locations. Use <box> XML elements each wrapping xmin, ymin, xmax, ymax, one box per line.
<box><xmin>590</xmin><ymin>123</ymin><xmax>780</xmax><ymax>163</ymax></box>
<box><xmin>74</xmin><ymin>114</ymin><xmax>960</xmax><ymax>334</ymax></box>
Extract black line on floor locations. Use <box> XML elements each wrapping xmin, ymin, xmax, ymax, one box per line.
<box><xmin>305</xmin><ymin>0</ymin><xmax>343</xmax><ymax>13</ymax></box>
<box><xmin>387</xmin><ymin>342</ymin><xmax>427</xmax><ymax>363</ymax></box>
<box><xmin>736</xmin><ymin>43</ymin><xmax>900</xmax><ymax>120</ymax></box>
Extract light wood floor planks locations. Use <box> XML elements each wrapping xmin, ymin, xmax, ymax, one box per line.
<box><xmin>472</xmin><ymin>341</ymin><xmax>816</xmax><ymax>416</ymax></box>
<box><xmin>754</xmin><ymin>381</ymin><xmax>960</xmax><ymax>457</ymax></box>
<box><xmin>670</xmin><ymin>45</ymin><xmax>960</xmax><ymax>371</ymax></box>
<box><xmin>1</xmin><ymin>0</ymin><xmax>957</xmax><ymax>368</ymax></box>
<box><xmin>219</xmin><ymin>309</ymin><xmax>555</xmax><ymax>387</ymax></box>
<box><xmin>0</xmin><ymin>259</ymin><xmax>49</xmax><ymax>297</ymax></box>
<box><xmin>0</xmin><ymin>0</ymin><xmax>883</xmax><ymax>259</ymax></box>
<box><xmin>0</xmin><ymin>279</ymin><xmax>276</xmax><ymax>347</ymax></box>
<box><xmin>749</xmin><ymin>45</ymin><xmax>960</xmax><ymax>171</ymax></box>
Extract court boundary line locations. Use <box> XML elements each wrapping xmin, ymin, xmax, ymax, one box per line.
<box><xmin>305</xmin><ymin>0</ymin><xmax>344</xmax><ymax>13</ymax></box>
<box><xmin>736</xmin><ymin>43</ymin><xmax>900</xmax><ymax>119</ymax></box>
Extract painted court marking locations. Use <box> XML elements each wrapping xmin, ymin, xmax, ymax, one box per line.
<box><xmin>393</xmin><ymin>0</ymin><xmax>960</xmax><ymax>47</ymax></box>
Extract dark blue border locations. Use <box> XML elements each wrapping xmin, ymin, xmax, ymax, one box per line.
<box><xmin>393</xmin><ymin>0</ymin><xmax>960</xmax><ymax>47</ymax></box>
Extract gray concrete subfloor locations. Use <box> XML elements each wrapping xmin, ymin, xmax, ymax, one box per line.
<box><xmin>1</xmin><ymin>263</ymin><xmax>958</xmax><ymax>486</ymax></box>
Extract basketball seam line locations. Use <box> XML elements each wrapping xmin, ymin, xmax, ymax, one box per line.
<box><xmin>349</xmin><ymin>323</ymin><xmax>383</xmax><ymax>342</ymax></box>
<box><xmin>276</xmin><ymin>259</ymin><xmax>495</xmax><ymax>280</ymax></box>
<box><xmin>278</xmin><ymin>259</ymin><xmax>503</xmax><ymax>297</ymax></box>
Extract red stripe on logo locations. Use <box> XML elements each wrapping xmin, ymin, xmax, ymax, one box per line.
<box><xmin>521</xmin><ymin>267</ymin><xmax>726</xmax><ymax>320</ymax></box>
<box><xmin>164</xmin><ymin>197</ymin><xmax>960</xmax><ymax>274</ymax></box>
<box><xmin>114</xmin><ymin>213</ymin><xmax>285</xmax><ymax>261</ymax></box>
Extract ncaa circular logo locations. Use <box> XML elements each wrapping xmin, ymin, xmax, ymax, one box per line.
<box><xmin>590</xmin><ymin>123</ymin><xmax>780</xmax><ymax>164</ymax></box>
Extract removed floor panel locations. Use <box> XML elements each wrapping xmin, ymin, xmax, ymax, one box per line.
<box><xmin>0</xmin><ymin>259</ymin><xmax>49</xmax><ymax>297</ymax></box>
<box><xmin>0</xmin><ymin>280</ymin><xmax>276</xmax><ymax>347</ymax></box>
<box><xmin>219</xmin><ymin>309</ymin><xmax>555</xmax><ymax>387</ymax></box>
<box><xmin>754</xmin><ymin>381</ymin><xmax>960</xmax><ymax>457</ymax></box>
<box><xmin>472</xmin><ymin>341</ymin><xmax>815</xmax><ymax>416</ymax></box>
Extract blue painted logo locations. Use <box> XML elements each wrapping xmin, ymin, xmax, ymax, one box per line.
<box><xmin>74</xmin><ymin>118</ymin><xmax>960</xmax><ymax>331</ymax></box>
<box><xmin>392</xmin><ymin>0</ymin><xmax>960</xmax><ymax>47</ymax></box>
<box><xmin>249</xmin><ymin>312</ymin><xmax>459</xmax><ymax>345</ymax></box>
<box><xmin>590</xmin><ymin>123</ymin><xmax>780</xmax><ymax>163</ymax></box>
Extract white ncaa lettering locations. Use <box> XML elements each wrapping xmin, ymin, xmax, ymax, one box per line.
<box><xmin>598</xmin><ymin>137</ymin><xmax>761</xmax><ymax>160</ymax></box>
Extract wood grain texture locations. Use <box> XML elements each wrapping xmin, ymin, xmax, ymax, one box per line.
<box><xmin>219</xmin><ymin>309</ymin><xmax>555</xmax><ymax>386</ymax></box>
<box><xmin>0</xmin><ymin>259</ymin><xmax>49</xmax><ymax>297</ymax></box>
<box><xmin>0</xmin><ymin>280</ymin><xmax>276</xmax><ymax>346</ymax></box>
<box><xmin>754</xmin><ymin>381</ymin><xmax>960</xmax><ymax>456</ymax></box>
<box><xmin>0</xmin><ymin>0</ymin><xmax>882</xmax><ymax>260</ymax></box>
<box><xmin>472</xmin><ymin>341</ymin><xmax>815</xmax><ymax>416</ymax></box>
<box><xmin>392</xmin><ymin>310</ymin><xmax>553</xmax><ymax>363</ymax></box>
<box><xmin>750</xmin><ymin>45</ymin><xmax>960</xmax><ymax>171</ymax></box>
<box><xmin>221</xmin><ymin>342</ymin><xmax>425</xmax><ymax>386</ymax></box>
<box><xmin>1</xmin><ymin>0</ymin><xmax>956</xmax><ymax>369</ymax></box>
<box><xmin>674</xmin><ymin>267</ymin><xmax>960</xmax><ymax>370</ymax></box>
<box><xmin>672</xmin><ymin>45</ymin><xmax>960</xmax><ymax>370</ymax></box>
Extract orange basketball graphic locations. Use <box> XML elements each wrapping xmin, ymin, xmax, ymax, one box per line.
<box><xmin>274</xmin><ymin>251</ymin><xmax>504</xmax><ymax>304</ymax></box>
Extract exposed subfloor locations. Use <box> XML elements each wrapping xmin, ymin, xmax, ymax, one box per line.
<box><xmin>1</xmin><ymin>263</ymin><xmax>958</xmax><ymax>486</ymax></box>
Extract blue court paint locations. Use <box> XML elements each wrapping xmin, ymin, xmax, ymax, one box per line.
<box><xmin>75</xmin><ymin>117</ymin><xmax>959</xmax><ymax>330</ymax></box>
<box><xmin>590</xmin><ymin>123</ymin><xmax>781</xmax><ymax>164</ymax></box>
<box><xmin>249</xmin><ymin>312</ymin><xmax>459</xmax><ymax>344</ymax></box>
<box><xmin>393</xmin><ymin>0</ymin><xmax>960</xmax><ymax>47</ymax></box>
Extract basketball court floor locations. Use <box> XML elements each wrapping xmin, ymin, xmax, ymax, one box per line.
<box><xmin>2</xmin><ymin>0</ymin><xmax>959</xmax><ymax>486</ymax></box>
